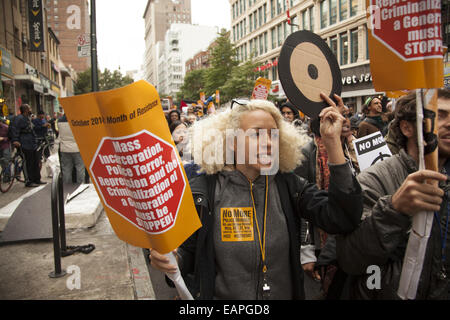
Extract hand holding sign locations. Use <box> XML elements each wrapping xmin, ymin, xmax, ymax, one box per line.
<box><xmin>59</xmin><ymin>81</ymin><xmax>201</xmax><ymax>253</ymax></box>
<box><xmin>278</xmin><ymin>30</ymin><xmax>342</xmax><ymax>119</ymax></box>
<box><xmin>391</xmin><ymin>170</ymin><xmax>446</xmax><ymax>216</ymax></box>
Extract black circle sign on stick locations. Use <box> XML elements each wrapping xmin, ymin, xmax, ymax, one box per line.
<box><xmin>278</xmin><ymin>30</ymin><xmax>342</xmax><ymax>119</ymax></box>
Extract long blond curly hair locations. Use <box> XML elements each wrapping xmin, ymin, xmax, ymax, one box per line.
<box><xmin>188</xmin><ymin>99</ymin><xmax>310</xmax><ymax>175</ymax></box>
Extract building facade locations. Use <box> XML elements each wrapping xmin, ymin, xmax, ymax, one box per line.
<box><xmin>143</xmin><ymin>0</ymin><xmax>192</xmax><ymax>87</ymax></box>
<box><xmin>230</xmin><ymin>0</ymin><xmax>377</xmax><ymax>112</ymax></box>
<box><xmin>0</xmin><ymin>0</ymin><xmax>75</xmax><ymax>116</ymax></box>
<box><xmin>157</xmin><ymin>23</ymin><xmax>219</xmax><ymax>97</ymax></box>
<box><xmin>45</xmin><ymin>0</ymin><xmax>90</xmax><ymax>73</ymax></box>
<box><xmin>185</xmin><ymin>49</ymin><xmax>211</xmax><ymax>73</ymax></box>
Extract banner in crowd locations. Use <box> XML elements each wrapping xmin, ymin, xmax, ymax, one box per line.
<box><xmin>252</xmin><ymin>77</ymin><xmax>272</xmax><ymax>100</ymax></box>
<box><xmin>59</xmin><ymin>81</ymin><xmax>202</xmax><ymax>253</ymax></box>
<box><xmin>366</xmin><ymin>0</ymin><xmax>443</xmax><ymax>90</ymax></box>
<box><xmin>352</xmin><ymin>131</ymin><xmax>392</xmax><ymax>171</ymax></box>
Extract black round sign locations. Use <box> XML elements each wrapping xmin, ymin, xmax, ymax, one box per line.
<box><xmin>278</xmin><ymin>30</ymin><xmax>342</xmax><ymax>119</ymax></box>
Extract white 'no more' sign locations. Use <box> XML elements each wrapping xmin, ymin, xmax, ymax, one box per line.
<box><xmin>352</xmin><ymin>131</ymin><xmax>392</xmax><ymax>172</ymax></box>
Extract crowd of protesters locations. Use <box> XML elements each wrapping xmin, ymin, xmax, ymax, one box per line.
<box><xmin>152</xmin><ymin>88</ymin><xmax>450</xmax><ymax>300</ymax></box>
<box><xmin>0</xmin><ymin>107</ymin><xmax>85</xmax><ymax>187</ymax></box>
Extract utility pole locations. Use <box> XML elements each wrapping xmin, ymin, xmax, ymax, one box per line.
<box><xmin>90</xmin><ymin>0</ymin><xmax>98</xmax><ymax>92</ymax></box>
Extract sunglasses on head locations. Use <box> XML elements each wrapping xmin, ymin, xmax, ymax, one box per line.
<box><xmin>230</xmin><ymin>99</ymin><xmax>250</xmax><ymax>110</ymax></box>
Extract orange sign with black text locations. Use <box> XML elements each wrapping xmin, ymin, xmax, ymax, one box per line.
<box><xmin>59</xmin><ymin>81</ymin><xmax>201</xmax><ymax>253</ymax></box>
<box><xmin>366</xmin><ymin>0</ymin><xmax>443</xmax><ymax>90</ymax></box>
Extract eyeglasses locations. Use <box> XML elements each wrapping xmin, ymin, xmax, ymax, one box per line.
<box><xmin>230</xmin><ymin>98</ymin><xmax>250</xmax><ymax>110</ymax></box>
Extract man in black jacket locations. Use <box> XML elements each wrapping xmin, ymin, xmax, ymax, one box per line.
<box><xmin>11</xmin><ymin>104</ymin><xmax>46</xmax><ymax>187</ymax></box>
<box><xmin>337</xmin><ymin>89</ymin><xmax>450</xmax><ymax>299</ymax></box>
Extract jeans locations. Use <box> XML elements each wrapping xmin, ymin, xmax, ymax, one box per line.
<box><xmin>60</xmin><ymin>152</ymin><xmax>85</xmax><ymax>184</ymax></box>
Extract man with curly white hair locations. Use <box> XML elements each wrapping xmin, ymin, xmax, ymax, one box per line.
<box><xmin>150</xmin><ymin>94</ymin><xmax>363</xmax><ymax>300</ymax></box>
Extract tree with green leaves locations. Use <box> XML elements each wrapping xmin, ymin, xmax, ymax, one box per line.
<box><xmin>74</xmin><ymin>68</ymin><xmax>134</xmax><ymax>95</ymax></box>
<box><xmin>203</xmin><ymin>29</ymin><xmax>238</xmax><ymax>97</ymax></box>
<box><xmin>220</xmin><ymin>56</ymin><xmax>261</xmax><ymax>102</ymax></box>
<box><xmin>177</xmin><ymin>68</ymin><xmax>207</xmax><ymax>101</ymax></box>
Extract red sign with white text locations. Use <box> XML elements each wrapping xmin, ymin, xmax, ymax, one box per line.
<box><xmin>90</xmin><ymin>130</ymin><xmax>186</xmax><ymax>235</ymax></box>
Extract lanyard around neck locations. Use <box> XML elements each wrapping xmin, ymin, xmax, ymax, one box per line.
<box><xmin>248</xmin><ymin>175</ymin><xmax>269</xmax><ymax>273</ymax></box>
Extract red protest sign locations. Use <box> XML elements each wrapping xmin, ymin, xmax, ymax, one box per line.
<box><xmin>367</xmin><ymin>0</ymin><xmax>443</xmax><ymax>90</ymax></box>
<box><xmin>90</xmin><ymin>130</ymin><xmax>186</xmax><ymax>234</ymax></box>
<box><xmin>371</xmin><ymin>0</ymin><xmax>442</xmax><ymax>61</ymax></box>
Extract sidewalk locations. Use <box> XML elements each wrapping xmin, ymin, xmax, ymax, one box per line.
<box><xmin>0</xmin><ymin>202</ymin><xmax>156</xmax><ymax>300</ymax></box>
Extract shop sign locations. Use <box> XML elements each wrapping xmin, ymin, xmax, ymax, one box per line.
<box><xmin>0</xmin><ymin>47</ymin><xmax>13</xmax><ymax>78</ymax></box>
<box><xmin>342</xmin><ymin>73</ymin><xmax>373</xmax><ymax>85</ymax></box>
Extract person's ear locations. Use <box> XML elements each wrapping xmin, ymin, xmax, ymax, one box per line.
<box><xmin>399</xmin><ymin>120</ymin><xmax>415</xmax><ymax>138</ymax></box>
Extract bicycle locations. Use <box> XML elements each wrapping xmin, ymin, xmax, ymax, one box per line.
<box><xmin>36</xmin><ymin>131</ymin><xmax>55</xmax><ymax>168</ymax></box>
<box><xmin>0</xmin><ymin>148</ymin><xmax>15</xmax><ymax>193</ymax></box>
<box><xmin>0</xmin><ymin>147</ymin><xmax>27</xmax><ymax>192</ymax></box>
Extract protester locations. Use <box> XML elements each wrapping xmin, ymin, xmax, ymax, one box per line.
<box><xmin>336</xmin><ymin>89</ymin><xmax>450</xmax><ymax>299</ymax></box>
<box><xmin>168</xmin><ymin>109</ymin><xmax>181</xmax><ymax>126</ymax></box>
<box><xmin>187</xmin><ymin>113</ymin><xmax>197</xmax><ymax>125</ymax></box>
<box><xmin>295</xmin><ymin>95</ymin><xmax>360</xmax><ymax>299</ymax></box>
<box><xmin>169</xmin><ymin>120</ymin><xmax>188</xmax><ymax>146</ymax></box>
<box><xmin>357</xmin><ymin>96</ymin><xmax>388</xmax><ymax>138</ymax></box>
<box><xmin>280</xmin><ymin>101</ymin><xmax>309</xmax><ymax>132</ymax></box>
<box><xmin>32</xmin><ymin>111</ymin><xmax>50</xmax><ymax>139</ymax></box>
<box><xmin>58</xmin><ymin>114</ymin><xmax>85</xmax><ymax>184</ymax></box>
<box><xmin>149</xmin><ymin>95</ymin><xmax>363</xmax><ymax>300</ymax></box>
<box><xmin>10</xmin><ymin>104</ymin><xmax>46</xmax><ymax>187</ymax></box>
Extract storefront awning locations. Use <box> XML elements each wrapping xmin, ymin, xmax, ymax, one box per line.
<box><xmin>15</xmin><ymin>74</ymin><xmax>41</xmax><ymax>85</ymax></box>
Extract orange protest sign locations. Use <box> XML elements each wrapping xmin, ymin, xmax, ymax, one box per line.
<box><xmin>215</xmin><ymin>90</ymin><xmax>220</xmax><ymax>104</ymax></box>
<box><xmin>366</xmin><ymin>0</ymin><xmax>443</xmax><ymax>91</ymax></box>
<box><xmin>252</xmin><ymin>77</ymin><xmax>272</xmax><ymax>100</ymax></box>
<box><xmin>59</xmin><ymin>81</ymin><xmax>201</xmax><ymax>254</ymax></box>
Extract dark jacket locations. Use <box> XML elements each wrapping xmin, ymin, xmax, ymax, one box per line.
<box><xmin>336</xmin><ymin>149</ymin><xmax>450</xmax><ymax>299</ymax></box>
<box><xmin>176</xmin><ymin>168</ymin><xmax>363</xmax><ymax>300</ymax></box>
<box><xmin>10</xmin><ymin>114</ymin><xmax>37</xmax><ymax>151</ymax></box>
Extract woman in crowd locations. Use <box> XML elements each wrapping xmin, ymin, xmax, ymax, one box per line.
<box><xmin>150</xmin><ymin>95</ymin><xmax>363</xmax><ymax>300</ymax></box>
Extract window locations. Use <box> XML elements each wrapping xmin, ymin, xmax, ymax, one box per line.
<box><xmin>309</xmin><ymin>6</ymin><xmax>315</xmax><ymax>31</ymax></box>
<box><xmin>350</xmin><ymin>0</ymin><xmax>358</xmax><ymax>16</ymax></box>
<box><xmin>254</xmin><ymin>11</ymin><xmax>257</xmax><ymax>29</ymax></box>
<box><xmin>277</xmin><ymin>24</ymin><xmax>283</xmax><ymax>46</ymax></box>
<box><xmin>284</xmin><ymin>21</ymin><xmax>289</xmax><ymax>40</ymax></box>
<box><xmin>276</xmin><ymin>0</ymin><xmax>282</xmax><ymax>15</ymax></box>
<box><xmin>350</xmin><ymin>28</ymin><xmax>359</xmax><ymax>63</ymax></box>
<box><xmin>340</xmin><ymin>32</ymin><xmax>348</xmax><ymax>65</ymax></box>
<box><xmin>291</xmin><ymin>15</ymin><xmax>299</xmax><ymax>33</ymax></box>
<box><xmin>259</xmin><ymin>35</ymin><xmax>263</xmax><ymax>55</ymax></box>
<box><xmin>302</xmin><ymin>9</ymin><xmax>310</xmax><ymax>30</ymax></box>
<box><xmin>263</xmin><ymin>4</ymin><xmax>267</xmax><ymax>23</ymax></box>
<box><xmin>330</xmin><ymin>0</ymin><xmax>337</xmax><ymax>25</ymax></box>
<box><xmin>339</xmin><ymin>0</ymin><xmax>347</xmax><ymax>20</ymax></box>
<box><xmin>264</xmin><ymin>32</ymin><xmax>268</xmax><ymax>53</ymax></box>
<box><xmin>271</xmin><ymin>58</ymin><xmax>278</xmax><ymax>81</ymax></box>
<box><xmin>249</xmin><ymin>14</ymin><xmax>253</xmax><ymax>32</ymax></box>
<box><xmin>365</xmin><ymin>26</ymin><xmax>369</xmax><ymax>59</ymax></box>
<box><xmin>271</xmin><ymin>27</ymin><xmax>276</xmax><ymax>49</ymax></box>
<box><xmin>330</xmin><ymin>36</ymin><xmax>338</xmax><ymax>58</ymax></box>
<box><xmin>258</xmin><ymin>7</ymin><xmax>262</xmax><ymax>27</ymax></box>
<box><xmin>271</xmin><ymin>0</ymin><xmax>275</xmax><ymax>18</ymax></box>
<box><xmin>320</xmin><ymin>1</ymin><xmax>328</xmax><ymax>29</ymax></box>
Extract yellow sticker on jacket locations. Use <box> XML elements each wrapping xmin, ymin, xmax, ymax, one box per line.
<box><xmin>220</xmin><ymin>207</ymin><xmax>254</xmax><ymax>242</ymax></box>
